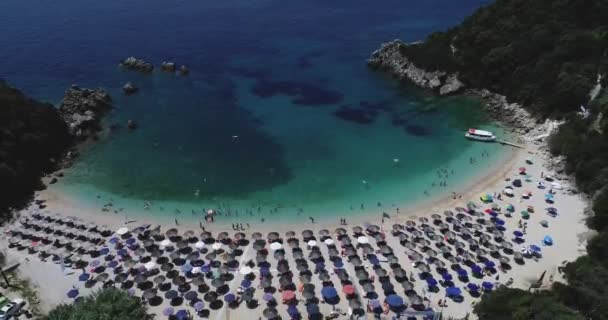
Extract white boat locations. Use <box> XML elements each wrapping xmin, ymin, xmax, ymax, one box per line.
<box><xmin>465</xmin><ymin>128</ymin><xmax>496</xmax><ymax>142</ymax></box>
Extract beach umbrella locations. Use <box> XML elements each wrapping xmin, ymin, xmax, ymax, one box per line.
<box><xmin>116</xmin><ymin>227</ymin><xmax>129</xmax><ymax>236</ymax></box>
<box><xmin>482</xmin><ymin>281</ymin><xmax>494</xmax><ymax>291</ymax></box>
<box><xmin>321</xmin><ymin>286</ymin><xmax>338</xmax><ymax>300</ymax></box>
<box><xmin>307</xmin><ymin>240</ymin><xmax>317</xmax><ymax>247</ymax></box>
<box><xmin>513</xmin><ymin>230</ymin><xmax>524</xmax><ymax>237</ymax></box>
<box><xmin>426</xmin><ymin>278</ymin><xmax>438</xmax><ymax>287</ymax></box>
<box><xmin>323</xmin><ymin>238</ymin><xmax>335</xmax><ymax>246</ymax></box>
<box><xmin>67</xmin><ymin>288</ymin><xmax>79</xmax><ymax>298</ymax></box>
<box><xmin>193</xmin><ymin>301</ymin><xmax>204</xmax><ymax>312</ymax></box>
<box><xmin>342</xmin><ymin>284</ymin><xmax>355</xmax><ymax>295</ymax></box>
<box><xmin>385</xmin><ymin>294</ymin><xmax>404</xmax><ymax>308</ymax></box>
<box><xmin>543</xmin><ymin>236</ymin><xmax>553</xmax><ymax>245</ymax></box>
<box><xmin>263</xmin><ymin>307</ymin><xmax>278</xmax><ymax>319</ymax></box>
<box><xmin>269</xmin><ymin>242</ymin><xmax>282</xmax><ymax>251</ymax></box>
<box><xmin>530</xmin><ymin>245</ymin><xmax>542</xmax><ymax>253</ymax></box>
<box><xmin>467</xmin><ymin>283</ymin><xmax>479</xmax><ymax>292</ymax></box>
<box><xmin>204</xmin><ymin>291</ymin><xmax>218</xmax><ymax>302</ymax></box>
<box><xmin>356</xmin><ymin>236</ymin><xmax>369</xmax><ymax>244</ymax></box>
<box><xmin>162</xmin><ymin>307</ymin><xmax>174</xmax><ymax>316</ymax></box>
<box><xmin>224</xmin><ymin>293</ymin><xmax>236</xmax><ymax>303</ymax></box>
<box><xmin>446</xmin><ymin>286</ymin><xmax>462</xmax><ymax>297</ymax></box>
<box><xmin>78</xmin><ymin>273</ymin><xmax>90</xmax><ymax>281</ymax></box>
<box><xmin>540</xmin><ymin>220</ymin><xmax>549</xmax><ymax>227</ymax></box>
<box><xmin>165</xmin><ymin>290</ymin><xmax>178</xmax><ymax>300</ymax></box>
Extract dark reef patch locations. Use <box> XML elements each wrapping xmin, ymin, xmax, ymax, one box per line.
<box><xmin>251</xmin><ymin>80</ymin><xmax>343</xmax><ymax>106</ymax></box>
<box><xmin>404</xmin><ymin>124</ymin><xmax>432</xmax><ymax>136</ymax></box>
<box><xmin>332</xmin><ymin>104</ymin><xmax>378</xmax><ymax>124</ymax></box>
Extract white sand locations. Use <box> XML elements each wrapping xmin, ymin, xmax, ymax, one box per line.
<box><xmin>2</xmin><ymin>141</ymin><xmax>592</xmax><ymax>319</ymax></box>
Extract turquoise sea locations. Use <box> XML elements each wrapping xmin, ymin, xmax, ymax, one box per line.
<box><xmin>0</xmin><ymin>0</ymin><xmax>509</xmax><ymax>225</ymax></box>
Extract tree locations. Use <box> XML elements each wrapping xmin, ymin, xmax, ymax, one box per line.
<box><xmin>43</xmin><ymin>288</ymin><xmax>148</xmax><ymax>320</ymax></box>
<box><xmin>474</xmin><ymin>288</ymin><xmax>585</xmax><ymax>320</ymax></box>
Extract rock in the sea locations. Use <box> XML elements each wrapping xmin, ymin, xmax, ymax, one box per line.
<box><xmin>120</xmin><ymin>56</ymin><xmax>154</xmax><ymax>73</ymax></box>
<box><xmin>49</xmin><ymin>177</ymin><xmax>58</xmax><ymax>184</ymax></box>
<box><xmin>127</xmin><ymin>120</ymin><xmax>138</xmax><ymax>130</ymax></box>
<box><xmin>58</xmin><ymin>85</ymin><xmax>112</xmax><ymax>141</ymax></box>
<box><xmin>179</xmin><ymin>65</ymin><xmax>190</xmax><ymax>75</ymax></box>
<box><xmin>122</xmin><ymin>82</ymin><xmax>138</xmax><ymax>95</ymax></box>
<box><xmin>161</xmin><ymin>61</ymin><xmax>176</xmax><ymax>72</ymax></box>
<box><xmin>368</xmin><ymin>39</ymin><xmax>464</xmax><ymax>95</ymax></box>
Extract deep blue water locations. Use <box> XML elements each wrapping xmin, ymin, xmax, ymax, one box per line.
<box><xmin>0</xmin><ymin>0</ymin><xmax>506</xmax><ymax>224</ymax></box>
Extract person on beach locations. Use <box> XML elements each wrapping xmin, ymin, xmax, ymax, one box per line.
<box><xmin>174</xmin><ymin>218</ymin><xmax>179</xmax><ymax>226</ymax></box>
<box><xmin>309</xmin><ymin>217</ymin><xmax>315</xmax><ymax>223</ymax></box>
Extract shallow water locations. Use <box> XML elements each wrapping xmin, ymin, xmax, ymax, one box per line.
<box><xmin>0</xmin><ymin>0</ymin><xmax>508</xmax><ymax>224</ymax></box>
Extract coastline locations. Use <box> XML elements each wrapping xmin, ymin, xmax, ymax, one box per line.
<box><xmin>33</xmin><ymin>137</ymin><xmax>520</xmax><ymax>234</ymax></box>
<box><xmin>12</xmin><ymin>137</ymin><xmax>592</xmax><ymax>319</ymax></box>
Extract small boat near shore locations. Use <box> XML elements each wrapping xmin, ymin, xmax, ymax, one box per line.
<box><xmin>465</xmin><ymin>128</ymin><xmax>496</xmax><ymax>142</ymax></box>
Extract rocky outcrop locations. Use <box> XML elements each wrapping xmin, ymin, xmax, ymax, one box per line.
<box><xmin>120</xmin><ymin>57</ymin><xmax>153</xmax><ymax>73</ymax></box>
<box><xmin>368</xmin><ymin>40</ymin><xmax>464</xmax><ymax>95</ymax></box>
<box><xmin>58</xmin><ymin>85</ymin><xmax>112</xmax><ymax>141</ymax></box>
<box><xmin>122</xmin><ymin>82</ymin><xmax>138</xmax><ymax>95</ymax></box>
<box><xmin>161</xmin><ymin>62</ymin><xmax>176</xmax><ymax>72</ymax></box>
<box><xmin>179</xmin><ymin>65</ymin><xmax>190</xmax><ymax>75</ymax></box>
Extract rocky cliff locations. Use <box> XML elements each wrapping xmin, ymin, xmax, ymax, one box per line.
<box><xmin>368</xmin><ymin>40</ymin><xmax>464</xmax><ymax>95</ymax></box>
<box><xmin>58</xmin><ymin>85</ymin><xmax>112</xmax><ymax>140</ymax></box>
<box><xmin>368</xmin><ymin>40</ymin><xmax>562</xmax><ymax>142</ymax></box>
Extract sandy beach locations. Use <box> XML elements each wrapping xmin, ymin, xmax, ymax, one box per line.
<box><xmin>1</xmin><ymin>140</ymin><xmax>592</xmax><ymax>319</ymax></box>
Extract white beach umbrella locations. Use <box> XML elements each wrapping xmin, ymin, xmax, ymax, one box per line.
<box><xmin>116</xmin><ymin>227</ymin><xmax>129</xmax><ymax>235</ymax></box>
<box><xmin>323</xmin><ymin>239</ymin><xmax>335</xmax><ymax>246</ymax></box>
<box><xmin>144</xmin><ymin>261</ymin><xmax>157</xmax><ymax>270</ymax></box>
<box><xmin>191</xmin><ymin>267</ymin><xmax>201</xmax><ymax>274</ymax></box>
<box><xmin>207</xmin><ymin>209</ymin><xmax>214</xmax><ymax>215</ymax></box>
<box><xmin>357</xmin><ymin>236</ymin><xmax>369</xmax><ymax>244</ymax></box>
<box><xmin>195</xmin><ymin>241</ymin><xmax>205</xmax><ymax>249</ymax></box>
<box><xmin>212</xmin><ymin>243</ymin><xmax>222</xmax><ymax>251</ymax></box>
<box><xmin>239</xmin><ymin>266</ymin><xmax>253</xmax><ymax>275</ymax></box>
<box><xmin>307</xmin><ymin>240</ymin><xmax>317</xmax><ymax>247</ymax></box>
<box><xmin>503</xmin><ymin>188</ymin><xmax>514</xmax><ymax>196</ymax></box>
<box><xmin>270</xmin><ymin>242</ymin><xmax>283</xmax><ymax>251</ymax></box>
<box><xmin>160</xmin><ymin>239</ymin><xmax>171</xmax><ymax>247</ymax></box>
<box><xmin>551</xmin><ymin>182</ymin><xmax>563</xmax><ymax>190</ymax></box>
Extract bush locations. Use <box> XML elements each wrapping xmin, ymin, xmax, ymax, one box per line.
<box><xmin>44</xmin><ymin>288</ymin><xmax>148</xmax><ymax>320</ymax></box>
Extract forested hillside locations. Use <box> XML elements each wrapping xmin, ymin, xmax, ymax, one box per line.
<box><xmin>0</xmin><ymin>81</ymin><xmax>71</xmax><ymax>217</ymax></box>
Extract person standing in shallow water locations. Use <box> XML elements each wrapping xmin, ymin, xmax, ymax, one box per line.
<box><xmin>309</xmin><ymin>216</ymin><xmax>315</xmax><ymax>223</ymax></box>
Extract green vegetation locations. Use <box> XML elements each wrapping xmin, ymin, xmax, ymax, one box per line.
<box><xmin>402</xmin><ymin>0</ymin><xmax>608</xmax><ymax>117</ymax></box>
<box><xmin>43</xmin><ymin>288</ymin><xmax>148</xmax><ymax>320</ymax></box>
<box><xmin>401</xmin><ymin>0</ymin><xmax>608</xmax><ymax>319</ymax></box>
<box><xmin>0</xmin><ymin>80</ymin><xmax>71</xmax><ymax>218</ymax></box>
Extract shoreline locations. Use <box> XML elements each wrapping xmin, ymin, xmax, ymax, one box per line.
<box><xmin>33</xmin><ymin>139</ymin><xmax>521</xmax><ymax>234</ymax></box>
<box><xmin>9</xmin><ymin>138</ymin><xmax>592</xmax><ymax>319</ymax></box>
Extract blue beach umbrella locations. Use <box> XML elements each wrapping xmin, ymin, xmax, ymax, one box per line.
<box><xmin>200</xmin><ymin>265</ymin><xmax>211</xmax><ymax>273</ymax></box>
<box><xmin>321</xmin><ymin>287</ymin><xmax>337</xmax><ymax>300</ymax></box>
<box><xmin>108</xmin><ymin>260</ymin><xmax>118</xmax><ymax>268</ymax></box>
<box><xmin>530</xmin><ymin>245</ymin><xmax>542</xmax><ymax>253</ymax></box>
<box><xmin>241</xmin><ymin>279</ymin><xmax>251</xmax><ymax>288</ymax></box>
<box><xmin>263</xmin><ymin>293</ymin><xmax>274</xmax><ymax>302</ymax></box>
<box><xmin>78</xmin><ymin>273</ymin><xmax>90</xmax><ymax>281</ymax></box>
<box><xmin>162</xmin><ymin>307</ymin><xmax>174</xmax><ymax>316</ymax></box>
<box><xmin>117</xmin><ymin>249</ymin><xmax>128</xmax><ymax>256</ymax></box>
<box><xmin>260</xmin><ymin>266</ymin><xmax>270</xmax><ymax>276</ymax></box>
<box><xmin>471</xmin><ymin>265</ymin><xmax>482</xmax><ymax>274</ymax></box>
<box><xmin>181</xmin><ymin>263</ymin><xmax>193</xmax><ymax>273</ymax></box>
<box><xmin>287</xmin><ymin>304</ymin><xmax>300</xmax><ymax>318</ymax></box>
<box><xmin>441</xmin><ymin>273</ymin><xmax>453</xmax><ymax>281</ymax></box>
<box><xmin>482</xmin><ymin>281</ymin><xmax>494</xmax><ymax>291</ymax></box>
<box><xmin>109</xmin><ymin>237</ymin><xmax>119</xmax><ymax>244</ymax></box>
<box><xmin>99</xmin><ymin>247</ymin><xmax>110</xmax><ymax>255</ymax></box>
<box><xmin>193</xmin><ymin>301</ymin><xmax>204</xmax><ymax>311</ymax></box>
<box><xmin>467</xmin><ymin>283</ymin><xmax>479</xmax><ymax>292</ymax></box>
<box><xmin>306</xmin><ymin>303</ymin><xmax>320</xmax><ymax>317</ymax></box>
<box><xmin>385</xmin><ymin>294</ymin><xmax>404</xmax><ymax>307</ymax></box>
<box><xmin>426</xmin><ymin>278</ymin><xmax>438</xmax><ymax>287</ymax></box>
<box><xmin>513</xmin><ymin>230</ymin><xmax>524</xmax><ymax>237</ymax></box>
<box><xmin>224</xmin><ymin>293</ymin><xmax>236</xmax><ymax>302</ymax></box>
<box><xmin>457</xmin><ymin>269</ymin><xmax>468</xmax><ymax>277</ymax></box>
<box><xmin>175</xmin><ymin>310</ymin><xmax>188</xmax><ymax>320</ymax></box>
<box><xmin>446</xmin><ymin>287</ymin><xmax>461</xmax><ymax>297</ymax></box>
<box><xmin>333</xmin><ymin>260</ymin><xmax>344</xmax><ymax>268</ymax></box>
<box><xmin>494</xmin><ymin>219</ymin><xmax>505</xmax><ymax>226</ymax></box>
<box><xmin>543</xmin><ymin>236</ymin><xmax>553</xmax><ymax>245</ymax></box>
<box><xmin>67</xmin><ymin>288</ymin><xmax>79</xmax><ymax>298</ymax></box>
<box><xmin>368</xmin><ymin>255</ymin><xmax>380</xmax><ymax>265</ymax></box>
<box><xmin>126</xmin><ymin>238</ymin><xmax>136</xmax><ymax>245</ymax></box>
<box><xmin>489</xmin><ymin>211</ymin><xmax>498</xmax><ymax>217</ymax></box>
<box><xmin>484</xmin><ymin>260</ymin><xmax>496</xmax><ymax>269</ymax></box>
